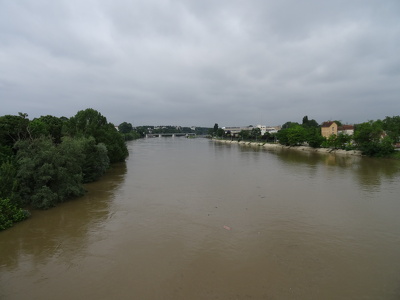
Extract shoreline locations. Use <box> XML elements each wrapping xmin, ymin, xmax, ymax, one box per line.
<box><xmin>212</xmin><ymin>139</ymin><xmax>363</xmax><ymax>156</ymax></box>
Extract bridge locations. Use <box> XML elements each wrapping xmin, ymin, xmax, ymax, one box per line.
<box><xmin>146</xmin><ymin>133</ymin><xmax>196</xmax><ymax>138</ymax></box>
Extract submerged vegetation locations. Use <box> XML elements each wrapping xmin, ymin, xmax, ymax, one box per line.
<box><xmin>0</xmin><ymin>108</ymin><xmax>129</xmax><ymax>230</ymax></box>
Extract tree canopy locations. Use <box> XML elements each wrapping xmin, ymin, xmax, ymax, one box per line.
<box><xmin>65</xmin><ymin>109</ymin><xmax>128</xmax><ymax>163</ymax></box>
<box><xmin>0</xmin><ymin>108</ymin><xmax>129</xmax><ymax>230</ymax></box>
<box><xmin>354</xmin><ymin>120</ymin><xmax>394</xmax><ymax>157</ymax></box>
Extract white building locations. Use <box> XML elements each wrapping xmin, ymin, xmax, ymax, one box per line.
<box><xmin>265</xmin><ymin>126</ymin><xmax>280</xmax><ymax>134</ymax></box>
<box><xmin>222</xmin><ymin>126</ymin><xmax>253</xmax><ymax>135</ymax></box>
<box><xmin>338</xmin><ymin>125</ymin><xmax>354</xmax><ymax>135</ymax></box>
<box><xmin>223</xmin><ymin>125</ymin><xmax>280</xmax><ymax>136</ymax></box>
<box><xmin>256</xmin><ymin>125</ymin><xmax>267</xmax><ymax>135</ymax></box>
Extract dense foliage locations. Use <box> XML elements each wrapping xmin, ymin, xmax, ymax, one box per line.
<box><xmin>0</xmin><ymin>109</ymin><xmax>128</xmax><ymax>230</ymax></box>
<box><xmin>353</xmin><ymin>121</ymin><xmax>395</xmax><ymax>157</ymax></box>
<box><xmin>64</xmin><ymin>109</ymin><xmax>128</xmax><ymax>163</ymax></box>
<box><xmin>0</xmin><ymin>198</ymin><xmax>30</xmax><ymax>230</ymax></box>
<box><xmin>212</xmin><ymin>115</ymin><xmax>400</xmax><ymax>158</ymax></box>
<box><xmin>276</xmin><ymin>117</ymin><xmax>323</xmax><ymax>148</ymax></box>
<box><xmin>278</xmin><ymin>116</ymin><xmax>398</xmax><ymax>157</ymax></box>
<box><xmin>118</xmin><ymin>122</ymin><xmax>141</xmax><ymax>140</ymax></box>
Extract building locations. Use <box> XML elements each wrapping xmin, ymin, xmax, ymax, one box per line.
<box><xmin>338</xmin><ymin>125</ymin><xmax>354</xmax><ymax>135</ymax></box>
<box><xmin>223</xmin><ymin>125</ymin><xmax>280</xmax><ymax>137</ymax></box>
<box><xmin>265</xmin><ymin>126</ymin><xmax>280</xmax><ymax>134</ymax></box>
<box><xmin>321</xmin><ymin>121</ymin><xmax>338</xmax><ymax>138</ymax></box>
<box><xmin>222</xmin><ymin>126</ymin><xmax>253</xmax><ymax>135</ymax></box>
<box><xmin>256</xmin><ymin>125</ymin><xmax>267</xmax><ymax>135</ymax></box>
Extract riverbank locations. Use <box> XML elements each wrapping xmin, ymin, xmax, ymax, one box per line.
<box><xmin>213</xmin><ymin>139</ymin><xmax>363</xmax><ymax>156</ymax></box>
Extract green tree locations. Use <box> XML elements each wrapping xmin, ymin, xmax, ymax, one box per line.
<box><xmin>134</xmin><ymin>126</ymin><xmax>151</xmax><ymax>138</ymax></box>
<box><xmin>32</xmin><ymin>115</ymin><xmax>65</xmax><ymax>144</ymax></box>
<box><xmin>302</xmin><ymin>116</ymin><xmax>319</xmax><ymax>128</ymax></box>
<box><xmin>0</xmin><ymin>198</ymin><xmax>29</xmax><ymax>230</ymax></box>
<box><xmin>65</xmin><ymin>109</ymin><xmax>128</xmax><ymax>163</ymax></box>
<box><xmin>354</xmin><ymin>120</ymin><xmax>394</xmax><ymax>156</ymax></box>
<box><xmin>249</xmin><ymin>128</ymin><xmax>262</xmax><ymax>140</ymax></box>
<box><xmin>261</xmin><ymin>132</ymin><xmax>276</xmax><ymax>143</ymax></box>
<box><xmin>78</xmin><ymin>137</ymin><xmax>110</xmax><ymax>183</ymax></box>
<box><xmin>383</xmin><ymin>116</ymin><xmax>400</xmax><ymax>143</ymax></box>
<box><xmin>0</xmin><ymin>145</ymin><xmax>13</xmax><ymax>165</ymax></box>
<box><xmin>0</xmin><ymin>113</ymin><xmax>31</xmax><ymax>147</ymax></box>
<box><xmin>216</xmin><ymin>128</ymin><xmax>225</xmax><ymax>138</ymax></box>
<box><xmin>277</xmin><ymin>124</ymin><xmax>308</xmax><ymax>146</ymax></box>
<box><xmin>122</xmin><ymin>131</ymin><xmax>141</xmax><ymax>141</ymax></box>
<box><xmin>29</xmin><ymin>118</ymin><xmax>48</xmax><ymax>138</ymax></box>
<box><xmin>305</xmin><ymin>127</ymin><xmax>324</xmax><ymax>148</ymax></box>
<box><xmin>98</xmin><ymin>123</ymin><xmax>129</xmax><ymax>163</ymax></box>
<box><xmin>213</xmin><ymin>123</ymin><xmax>219</xmax><ymax>133</ymax></box>
<box><xmin>277</xmin><ymin>128</ymin><xmax>289</xmax><ymax>145</ymax></box>
<box><xmin>0</xmin><ymin>157</ymin><xmax>18</xmax><ymax>201</ymax></box>
<box><xmin>281</xmin><ymin>121</ymin><xmax>299</xmax><ymax>129</ymax></box>
<box><xmin>118</xmin><ymin>122</ymin><xmax>133</xmax><ymax>134</ymax></box>
<box><xmin>287</xmin><ymin>125</ymin><xmax>307</xmax><ymax>146</ymax></box>
<box><xmin>65</xmin><ymin>108</ymin><xmax>108</xmax><ymax>137</ymax></box>
<box><xmin>118</xmin><ymin>122</ymin><xmax>141</xmax><ymax>140</ymax></box>
<box><xmin>336</xmin><ymin>133</ymin><xmax>353</xmax><ymax>149</ymax></box>
<box><xmin>238</xmin><ymin>130</ymin><xmax>250</xmax><ymax>140</ymax></box>
<box><xmin>15</xmin><ymin>137</ymin><xmax>85</xmax><ymax>209</ymax></box>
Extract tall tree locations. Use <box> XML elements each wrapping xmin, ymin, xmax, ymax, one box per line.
<box><xmin>281</xmin><ymin>121</ymin><xmax>299</xmax><ymax>129</ymax></box>
<box><xmin>250</xmin><ymin>128</ymin><xmax>262</xmax><ymax>140</ymax></box>
<box><xmin>302</xmin><ymin>116</ymin><xmax>319</xmax><ymax>128</ymax></box>
<box><xmin>65</xmin><ymin>109</ymin><xmax>128</xmax><ymax>163</ymax></box>
<box><xmin>306</xmin><ymin>127</ymin><xmax>324</xmax><ymax>148</ymax></box>
<box><xmin>213</xmin><ymin>123</ymin><xmax>219</xmax><ymax>134</ymax></box>
<box><xmin>31</xmin><ymin>115</ymin><xmax>65</xmax><ymax>143</ymax></box>
<box><xmin>118</xmin><ymin>122</ymin><xmax>133</xmax><ymax>134</ymax></box>
<box><xmin>0</xmin><ymin>113</ymin><xmax>31</xmax><ymax>147</ymax></box>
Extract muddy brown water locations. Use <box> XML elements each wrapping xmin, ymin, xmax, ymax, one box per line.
<box><xmin>1</xmin><ymin>138</ymin><xmax>400</xmax><ymax>299</ymax></box>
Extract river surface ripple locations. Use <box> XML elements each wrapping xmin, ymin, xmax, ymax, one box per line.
<box><xmin>1</xmin><ymin>138</ymin><xmax>400</xmax><ymax>299</ymax></box>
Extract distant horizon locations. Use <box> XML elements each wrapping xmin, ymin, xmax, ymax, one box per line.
<box><xmin>2</xmin><ymin>109</ymin><xmax>397</xmax><ymax>129</ymax></box>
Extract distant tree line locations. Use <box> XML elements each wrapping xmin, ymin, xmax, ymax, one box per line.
<box><xmin>211</xmin><ymin>116</ymin><xmax>400</xmax><ymax>158</ymax></box>
<box><xmin>118</xmin><ymin>122</ymin><xmax>141</xmax><ymax>140</ymax></box>
<box><xmin>276</xmin><ymin>116</ymin><xmax>327</xmax><ymax>148</ymax></box>
<box><xmin>0</xmin><ymin>108</ymin><xmax>129</xmax><ymax>230</ymax></box>
<box><xmin>124</xmin><ymin>125</ymin><xmax>210</xmax><ymax>138</ymax></box>
<box><xmin>277</xmin><ymin>116</ymin><xmax>400</xmax><ymax>157</ymax></box>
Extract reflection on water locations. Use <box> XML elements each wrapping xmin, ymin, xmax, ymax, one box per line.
<box><xmin>0</xmin><ymin>162</ymin><xmax>126</xmax><ymax>274</ymax></box>
<box><xmin>1</xmin><ymin>139</ymin><xmax>400</xmax><ymax>299</ymax></box>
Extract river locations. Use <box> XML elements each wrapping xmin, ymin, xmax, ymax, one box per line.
<box><xmin>1</xmin><ymin>137</ymin><xmax>400</xmax><ymax>299</ymax></box>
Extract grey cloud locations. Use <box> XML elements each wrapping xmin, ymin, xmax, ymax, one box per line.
<box><xmin>1</xmin><ymin>0</ymin><xmax>400</xmax><ymax>127</ymax></box>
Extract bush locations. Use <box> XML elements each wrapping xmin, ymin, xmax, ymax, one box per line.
<box><xmin>0</xmin><ymin>198</ymin><xmax>30</xmax><ymax>230</ymax></box>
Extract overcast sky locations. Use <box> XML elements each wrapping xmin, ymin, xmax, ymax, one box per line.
<box><xmin>1</xmin><ymin>0</ymin><xmax>399</xmax><ymax>127</ymax></box>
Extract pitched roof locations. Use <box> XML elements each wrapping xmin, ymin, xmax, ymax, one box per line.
<box><xmin>338</xmin><ymin>125</ymin><xmax>354</xmax><ymax>131</ymax></box>
<box><xmin>321</xmin><ymin>121</ymin><xmax>336</xmax><ymax>127</ymax></box>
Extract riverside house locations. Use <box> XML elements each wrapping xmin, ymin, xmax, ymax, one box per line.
<box><xmin>321</xmin><ymin>121</ymin><xmax>338</xmax><ymax>138</ymax></box>
<box><xmin>338</xmin><ymin>125</ymin><xmax>354</xmax><ymax>135</ymax></box>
